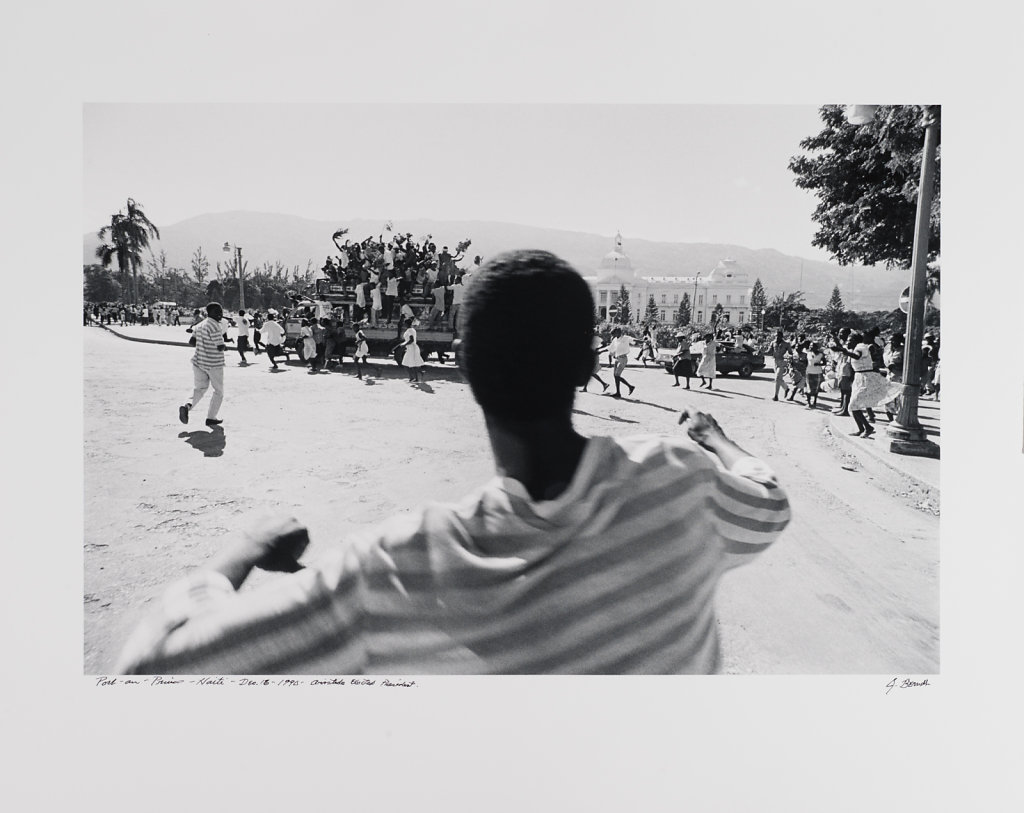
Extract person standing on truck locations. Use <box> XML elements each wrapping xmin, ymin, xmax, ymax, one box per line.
<box><xmin>369</xmin><ymin>281</ymin><xmax>382</xmax><ymax>327</ymax></box>
<box><xmin>384</xmin><ymin>272</ymin><xmax>400</xmax><ymax>326</ymax></box>
<box><xmin>449</xmin><ymin>274</ymin><xmax>466</xmax><ymax>333</ymax></box>
<box><xmin>179</xmin><ymin>302</ymin><xmax>228</xmax><ymax>427</ymax></box>
<box><xmin>426</xmin><ymin>281</ymin><xmax>447</xmax><ymax>327</ymax></box>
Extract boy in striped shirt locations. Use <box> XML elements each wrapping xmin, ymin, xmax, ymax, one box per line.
<box><xmin>179</xmin><ymin>302</ymin><xmax>228</xmax><ymax>428</ymax></box>
<box><xmin>120</xmin><ymin>252</ymin><xmax>790</xmax><ymax>675</ymax></box>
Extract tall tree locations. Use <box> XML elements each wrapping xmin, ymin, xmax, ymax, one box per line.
<box><xmin>190</xmin><ymin>246</ymin><xmax>210</xmax><ymax>287</ymax></box>
<box><xmin>824</xmin><ymin>285</ymin><xmax>846</xmax><ymax>331</ymax></box>
<box><xmin>95</xmin><ymin>198</ymin><xmax>160</xmax><ymax>305</ymax></box>
<box><xmin>675</xmin><ymin>292</ymin><xmax>691</xmax><ymax>328</ymax></box>
<box><xmin>216</xmin><ymin>253</ymin><xmax>250</xmax><ymax>310</ymax></box>
<box><xmin>765</xmin><ymin>291</ymin><xmax>808</xmax><ymax>332</ymax></box>
<box><xmin>645</xmin><ymin>294</ymin><xmax>660</xmax><ymax>326</ymax></box>
<box><xmin>83</xmin><ymin>264</ymin><xmax>122</xmax><ymax>303</ymax></box>
<box><xmin>614</xmin><ymin>285</ymin><xmax>631</xmax><ymax>325</ymax></box>
<box><xmin>205</xmin><ymin>279</ymin><xmax>224</xmax><ymax>303</ymax></box>
<box><xmin>789</xmin><ymin>105</ymin><xmax>940</xmax><ymax>269</ymax></box>
<box><xmin>749</xmin><ymin>278</ymin><xmax>767</xmax><ymax>329</ymax></box>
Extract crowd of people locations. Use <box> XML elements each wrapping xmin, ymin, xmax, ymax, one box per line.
<box><xmin>85</xmin><ymin>301</ymin><xmax>184</xmax><ymax>327</ymax></box>
<box><xmin>767</xmin><ymin>326</ymin><xmax>939</xmax><ymax>437</ymax></box>
<box><xmin>588</xmin><ymin>318</ymin><xmax>939</xmax><ymax>438</ymax></box>
<box><xmin>319</xmin><ymin>230</ymin><xmax>480</xmax><ymax>329</ymax></box>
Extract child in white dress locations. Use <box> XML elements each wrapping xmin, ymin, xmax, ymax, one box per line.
<box><xmin>397</xmin><ymin>318</ymin><xmax>424</xmax><ymax>383</ymax></box>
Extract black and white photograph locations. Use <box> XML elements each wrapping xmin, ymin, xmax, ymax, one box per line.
<box><xmin>82</xmin><ymin>103</ymin><xmax>941</xmax><ymax>676</ymax></box>
<box><xmin>4</xmin><ymin>2</ymin><xmax>1022</xmax><ymax>811</ymax></box>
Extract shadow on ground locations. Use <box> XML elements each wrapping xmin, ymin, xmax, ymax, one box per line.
<box><xmin>178</xmin><ymin>426</ymin><xmax>226</xmax><ymax>457</ymax></box>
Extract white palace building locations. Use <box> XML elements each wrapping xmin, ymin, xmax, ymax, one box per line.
<box><xmin>582</xmin><ymin>233</ymin><xmax>756</xmax><ymax>328</ymax></box>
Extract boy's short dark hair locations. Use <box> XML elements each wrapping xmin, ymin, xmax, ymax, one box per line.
<box><xmin>458</xmin><ymin>249</ymin><xmax>594</xmax><ymax>421</ymax></box>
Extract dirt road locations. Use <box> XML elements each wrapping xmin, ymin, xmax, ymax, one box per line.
<box><xmin>83</xmin><ymin>327</ymin><xmax>938</xmax><ymax>674</ymax></box>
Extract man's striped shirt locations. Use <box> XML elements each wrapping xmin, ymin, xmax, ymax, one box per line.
<box><xmin>192</xmin><ymin>317</ymin><xmax>225</xmax><ymax>368</ymax></box>
<box><xmin>116</xmin><ymin>434</ymin><xmax>791</xmax><ymax>675</ymax></box>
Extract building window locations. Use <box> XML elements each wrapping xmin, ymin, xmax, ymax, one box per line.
<box><xmin>738</xmin><ymin>312</ymin><xmax>744</xmax><ymax>323</ymax></box>
<box><xmin>673</xmin><ymin>294</ymin><xmax>678</xmax><ymax>304</ymax></box>
<box><xmin>726</xmin><ymin>295</ymin><xmax>731</xmax><ymax>304</ymax></box>
<box><xmin>740</xmin><ymin>295</ymin><xmax>745</xmax><ymax>305</ymax></box>
<box><xmin>599</xmin><ymin>290</ymin><xmax>607</xmax><ymax>304</ymax></box>
<box><xmin>660</xmin><ymin>294</ymin><xmax>666</xmax><ymax>304</ymax></box>
<box><xmin>698</xmin><ymin>295</ymin><xmax>703</xmax><ymax>306</ymax></box>
<box><xmin>697</xmin><ymin>311</ymin><xmax>703</xmax><ymax>323</ymax></box>
<box><xmin>660</xmin><ymin>309</ymin><xmax>666</xmax><ymax>321</ymax></box>
<box><xmin>712</xmin><ymin>294</ymin><xmax>718</xmax><ymax>304</ymax></box>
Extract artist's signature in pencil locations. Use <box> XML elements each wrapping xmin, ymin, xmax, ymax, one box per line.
<box><xmin>885</xmin><ymin>677</ymin><xmax>931</xmax><ymax>694</ymax></box>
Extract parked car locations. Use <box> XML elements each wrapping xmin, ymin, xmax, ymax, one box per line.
<box><xmin>657</xmin><ymin>343</ymin><xmax>766</xmax><ymax>378</ymax></box>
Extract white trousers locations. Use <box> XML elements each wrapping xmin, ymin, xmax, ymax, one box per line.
<box><xmin>190</xmin><ymin>364</ymin><xmax>224</xmax><ymax>419</ymax></box>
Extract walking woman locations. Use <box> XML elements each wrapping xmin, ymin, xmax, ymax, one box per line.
<box><xmin>696</xmin><ymin>332</ymin><xmax>717</xmax><ymax>390</ymax></box>
<box><xmin>770</xmin><ymin>330</ymin><xmax>791</xmax><ymax>401</ymax></box>
<box><xmin>582</xmin><ymin>333</ymin><xmax>610</xmax><ymax>393</ymax></box>
<box><xmin>831</xmin><ymin>327</ymin><xmax>853</xmax><ymax>416</ymax></box>
<box><xmin>785</xmin><ymin>342</ymin><xmax>807</xmax><ymax>401</ymax></box>
<box><xmin>882</xmin><ymin>333</ymin><xmax>905</xmax><ymax>421</ymax></box>
<box><xmin>832</xmin><ymin>332</ymin><xmax>899</xmax><ymax>438</ymax></box>
<box><xmin>670</xmin><ymin>331</ymin><xmax>693</xmax><ymax>389</ymax></box>
<box><xmin>300</xmin><ymin>319</ymin><xmax>317</xmax><ymax>372</ymax></box>
<box><xmin>635</xmin><ymin>325</ymin><xmax>656</xmax><ymax>367</ymax></box>
<box><xmin>352</xmin><ymin>322</ymin><xmax>373</xmax><ymax>380</ymax></box>
<box><xmin>396</xmin><ymin>317</ymin><xmax>425</xmax><ymax>383</ymax></box>
<box><xmin>804</xmin><ymin>341</ymin><xmax>824</xmax><ymax>409</ymax></box>
<box><xmin>608</xmin><ymin>328</ymin><xmax>635</xmax><ymax>399</ymax></box>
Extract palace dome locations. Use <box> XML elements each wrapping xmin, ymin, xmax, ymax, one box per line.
<box><xmin>597</xmin><ymin>232</ymin><xmax>635</xmax><ymax>279</ymax></box>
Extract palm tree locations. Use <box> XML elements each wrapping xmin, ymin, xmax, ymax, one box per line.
<box><xmin>95</xmin><ymin>198</ymin><xmax>160</xmax><ymax>305</ymax></box>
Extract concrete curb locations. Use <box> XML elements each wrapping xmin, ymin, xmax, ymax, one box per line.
<box><xmin>825</xmin><ymin>410</ymin><xmax>940</xmax><ymax>495</ymax></box>
<box><xmin>91</xmin><ymin>322</ymin><xmax>192</xmax><ymax>348</ymax></box>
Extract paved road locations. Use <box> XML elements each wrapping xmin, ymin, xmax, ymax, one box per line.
<box><xmin>83</xmin><ymin>328</ymin><xmax>938</xmax><ymax>674</ymax></box>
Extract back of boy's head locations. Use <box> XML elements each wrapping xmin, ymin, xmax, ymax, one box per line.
<box><xmin>458</xmin><ymin>249</ymin><xmax>593</xmax><ymax>421</ymax></box>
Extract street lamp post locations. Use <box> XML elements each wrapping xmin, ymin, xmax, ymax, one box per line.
<box><xmin>845</xmin><ymin>105</ymin><xmax>939</xmax><ymax>458</ymax></box>
<box><xmin>887</xmin><ymin>106</ymin><xmax>940</xmax><ymax>458</ymax></box>
<box><xmin>223</xmin><ymin>242</ymin><xmax>245</xmax><ymax>311</ymax></box>
<box><xmin>692</xmin><ymin>272</ymin><xmax>700</xmax><ymax>326</ymax></box>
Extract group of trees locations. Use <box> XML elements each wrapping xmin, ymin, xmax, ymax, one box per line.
<box><xmin>86</xmin><ymin>246</ymin><xmax>318</xmax><ymax>312</ymax></box>
<box><xmin>597</xmin><ymin>274</ymin><xmax>934</xmax><ymax>346</ymax></box>
<box><xmin>84</xmin><ymin>251</ymin><xmax>318</xmax><ymax>311</ymax></box>
<box><xmin>788</xmin><ymin>105</ymin><xmax>940</xmax><ymax>271</ymax></box>
<box><xmin>87</xmin><ymin>197</ymin><xmax>321</xmax><ymax>310</ymax></box>
<box><xmin>94</xmin><ymin>198</ymin><xmax>160</xmax><ymax>305</ymax></box>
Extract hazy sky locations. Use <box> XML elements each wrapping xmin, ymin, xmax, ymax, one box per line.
<box><xmin>84</xmin><ymin>104</ymin><xmax>833</xmax><ymax>260</ymax></box>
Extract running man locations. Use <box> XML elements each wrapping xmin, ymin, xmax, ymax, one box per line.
<box><xmin>179</xmin><ymin>302</ymin><xmax>229</xmax><ymax>427</ymax></box>
<box><xmin>235</xmin><ymin>310</ymin><xmax>251</xmax><ymax>365</ymax></box>
<box><xmin>609</xmin><ymin>327</ymin><xmax>635</xmax><ymax>399</ymax></box>
<box><xmin>260</xmin><ymin>312</ymin><xmax>285</xmax><ymax>370</ymax></box>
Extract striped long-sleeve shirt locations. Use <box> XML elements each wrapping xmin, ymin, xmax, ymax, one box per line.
<box><xmin>192</xmin><ymin>317</ymin><xmax>225</xmax><ymax>368</ymax></box>
<box><xmin>116</xmin><ymin>434</ymin><xmax>791</xmax><ymax>675</ymax></box>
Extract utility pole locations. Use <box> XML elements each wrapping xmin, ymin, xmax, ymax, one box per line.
<box><xmin>223</xmin><ymin>242</ymin><xmax>245</xmax><ymax>311</ymax></box>
<box><xmin>886</xmin><ymin>107</ymin><xmax>940</xmax><ymax>458</ymax></box>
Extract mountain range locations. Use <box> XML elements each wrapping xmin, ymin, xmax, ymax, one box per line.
<box><xmin>82</xmin><ymin>211</ymin><xmax>910</xmax><ymax>311</ymax></box>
